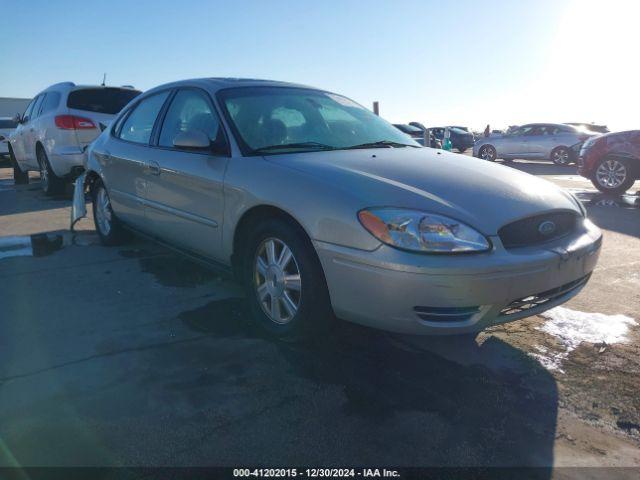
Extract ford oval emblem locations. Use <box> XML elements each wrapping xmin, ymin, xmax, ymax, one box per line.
<box><xmin>538</xmin><ymin>220</ymin><xmax>557</xmax><ymax>236</ymax></box>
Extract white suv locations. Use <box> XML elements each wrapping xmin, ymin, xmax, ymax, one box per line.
<box><xmin>8</xmin><ymin>82</ymin><xmax>140</xmax><ymax>194</ymax></box>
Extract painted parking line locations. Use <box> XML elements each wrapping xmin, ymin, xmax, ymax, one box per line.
<box><xmin>0</xmin><ymin>236</ymin><xmax>33</xmax><ymax>259</ymax></box>
<box><xmin>0</xmin><ymin>234</ymin><xmax>65</xmax><ymax>260</ymax></box>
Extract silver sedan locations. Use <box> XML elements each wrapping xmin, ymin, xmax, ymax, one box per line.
<box><xmin>473</xmin><ymin>123</ymin><xmax>595</xmax><ymax>165</ymax></box>
<box><xmin>73</xmin><ymin>79</ymin><xmax>602</xmax><ymax>339</ymax></box>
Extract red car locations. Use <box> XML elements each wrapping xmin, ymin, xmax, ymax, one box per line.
<box><xmin>578</xmin><ymin>130</ymin><xmax>640</xmax><ymax>194</ymax></box>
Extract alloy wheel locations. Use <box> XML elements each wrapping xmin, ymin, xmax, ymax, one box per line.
<box><xmin>95</xmin><ymin>188</ymin><xmax>113</xmax><ymax>236</ymax></box>
<box><xmin>596</xmin><ymin>159</ymin><xmax>627</xmax><ymax>189</ymax></box>
<box><xmin>38</xmin><ymin>151</ymin><xmax>49</xmax><ymax>191</ymax></box>
<box><xmin>254</xmin><ymin>237</ymin><xmax>302</xmax><ymax>324</ymax></box>
<box><xmin>552</xmin><ymin>148</ymin><xmax>570</xmax><ymax>165</ymax></box>
<box><xmin>480</xmin><ymin>145</ymin><xmax>495</xmax><ymax>161</ymax></box>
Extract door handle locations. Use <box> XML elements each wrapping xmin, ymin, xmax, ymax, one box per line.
<box><xmin>147</xmin><ymin>161</ymin><xmax>161</xmax><ymax>176</ymax></box>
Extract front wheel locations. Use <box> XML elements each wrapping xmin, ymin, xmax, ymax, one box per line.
<box><xmin>9</xmin><ymin>146</ymin><xmax>28</xmax><ymax>185</ymax></box>
<box><xmin>591</xmin><ymin>157</ymin><xmax>635</xmax><ymax>195</ymax></box>
<box><xmin>243</xmin><ymin>218</ymin><xmax>333</xmax><ymax>341</ymax></box>
<box><xmin>550</xmin><ymin>147</ymin><xmax>572</xmax><ymax>166</ymax></box>
<box><xmin>479</xmin><ymin>145</ymin><xmax>496</xmax><ymax>161</ymax></box>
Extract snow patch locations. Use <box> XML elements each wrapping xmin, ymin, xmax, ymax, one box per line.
<box><xmin>532</xmin><ymin>307</ymin><xmax>637</xmax><ymax>372</ymax></box>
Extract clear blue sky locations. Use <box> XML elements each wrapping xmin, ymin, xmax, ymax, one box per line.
<box><xmin>2</xmin><ymin>0</ymin><xmax>638</xmax><ymax>131</ymax></box>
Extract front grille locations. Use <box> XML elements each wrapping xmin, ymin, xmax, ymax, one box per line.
<box><xmin>498</xmin><ymin>211</ymin><xmax>578</xmax><ymax>249</ymax></box>
<box><xmin>500</xmin><ymin>274</ymin><xmax>591</xmax><ymax>316</ymax></box>
<box><xmin>413</xmin><ymin>305</ymin><xmax>480</xmax><ymax>323</ymax></box>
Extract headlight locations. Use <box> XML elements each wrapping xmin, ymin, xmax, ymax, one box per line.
<box><xmin>358</xmin><ymin>208</ymin><xmax>491</xmax><ymax>253</ymax></box>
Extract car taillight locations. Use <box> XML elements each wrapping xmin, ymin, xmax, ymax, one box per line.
<box><xmin>55</xmin><ymin>115</ymin><xmax>96</xmax><ymax>130</ymax></box>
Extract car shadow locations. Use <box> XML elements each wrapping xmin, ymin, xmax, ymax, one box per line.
<box><xmin>179</xmin><ymin>297</ymin><xmax>558</xmax><ymax>469</ymax></box>
<box><xmin>0</xmin><ymin>172</ymin><xmax>74</xmax><ymax>216</ymax></box>
<box><xmin>500</xmin><ymin>160</ymin><xmax>578</xmax><ymax>176</ymax></box>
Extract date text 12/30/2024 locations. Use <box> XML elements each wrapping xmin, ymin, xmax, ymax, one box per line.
<box><xmin>233</xmin><ymin>469</ymin><xmax>400</xmax><ymax>478</ymax></box>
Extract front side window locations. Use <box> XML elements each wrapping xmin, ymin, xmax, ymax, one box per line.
<box><xmin>218</xmin><ymin>87</ymin><xmax>418</xmax><ymax>155</ymax></box>
<box><xmin>31</xmin><ymin>95</ymin><xmax>45</xmax><ymax>119</ymax></box>
<box><xmin>159</xmin><ymin>89</ymin><xmax>226</xmax><ymax>152</ymax></box>
<box><xmin>21</xmin><ymin>97</ymin><xmax>38</xmax><ymax>123</ymax></box>
<box><xmin>119</xmin><ymin>91</ymin><xmax>170</xmax><ymax>144</ymax></box>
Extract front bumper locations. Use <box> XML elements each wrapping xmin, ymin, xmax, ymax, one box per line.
<box><xmin>315</xmin><ymin>219</ymin><xmax>602</xmax><ymax>335</ymax></box>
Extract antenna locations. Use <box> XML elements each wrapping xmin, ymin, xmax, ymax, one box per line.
<box><xmin>101</xmin><ymin>73</ymin><xmax>107</xmax><ymax>86</ymax></box>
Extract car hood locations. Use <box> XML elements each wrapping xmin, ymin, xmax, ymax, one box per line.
<box><xmin>266</xmin><ymin>148</ymin><xmax>581</xmax><ymax>235</ymax></box>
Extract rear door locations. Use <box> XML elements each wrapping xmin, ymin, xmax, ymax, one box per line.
<box><xmin>143</xmin><ymin>87</ymin><xmax>230</xmax><ymax>261</ymax></box>
<box><xmin>66</xmin><ymin>87</ymin><xmax>141</xmax><ymax>148</ymax></box>
<box><xmin>104</xmin><ymin>91</ymin><xmax>171</xmax><ymax>230</ymax></box>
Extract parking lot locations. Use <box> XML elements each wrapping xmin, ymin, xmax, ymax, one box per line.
<box><xmin>0</xmin><ymin>161</ymin><xmax>639</xmax><ymax>469</ymax></box>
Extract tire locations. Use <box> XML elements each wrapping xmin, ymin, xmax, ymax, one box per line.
<box><xmin>36</xmin><ymin>146</ymin><xmax>65</xmax><ymax>195</ymax></box>
<box><xmin>479</xmin><ymin>144</ymin><xmax>497</xmax><ymax>161</ymax></box>
<box><xmin>8</xmin><ymin>145</ymin><xmax>29</xmax><ymax>185</ymax></box>
<box><xmin>92</xmin><ymin>181</ymin><xmax>130</xmax><ymax>246</ymax></box>
<box><xmin>242</xmin><ymin>217</ymin><xmax>333</xmax><ymax>341</ymax></box>
<box><xmin>590</xmin><ymin>157</ymin><xmax>635</xmax><ymax>195</ymax></box>
<box><xmin>457</xmin><ymin>147</ymin><xmax>467</xmax><ymax>153</ymax></box>
<box><xmin>550</xmin><ymin>146</ymin><xmax>571</xmax><ymax>166</ymax></box>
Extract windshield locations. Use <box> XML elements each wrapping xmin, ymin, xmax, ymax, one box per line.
<box><xmin>217</xmin><ymin>86</ymin><xmax>418</xmax><ymax>155</ymax></box>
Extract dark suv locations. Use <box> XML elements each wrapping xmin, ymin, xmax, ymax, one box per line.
<box><xmin>578</xmin><ymin>130</ymin><xmax>640</xmax><ymax>194</ymax></box>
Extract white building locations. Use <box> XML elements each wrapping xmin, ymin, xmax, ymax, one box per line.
<box><xmin>0</xmin><ymin>97</ymin><xmax>32</xmax><ymax>118</ymax></box>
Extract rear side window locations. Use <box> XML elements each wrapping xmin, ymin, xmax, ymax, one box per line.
<box><xmin>119</xmin><ymin>92</ymin><xmax>170</xmax><ymax>144</ymax></box>
<box><xmin>0</xmin><ymin>119</ymin><xmax>18</xmax><ymax>128</ymax></box>
<box><xmin>67</xmin><ymin>88</ymin><xmax>141</xmax><ymax>115</ymax></box>
<box><xmin>40</xmin><ymin>92</ymin><xmax>61</xmax><ymax>115</ymax></box>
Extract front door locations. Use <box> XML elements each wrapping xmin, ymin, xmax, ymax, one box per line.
<box><xmin>143</xmin><ymin>88</ymin><xmax>230</xmax><ymax>262</ymax></box>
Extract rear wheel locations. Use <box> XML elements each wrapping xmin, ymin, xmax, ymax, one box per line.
<box><xmin>479</xmin><ymin>144</ymin><xmax>496</xmax><ymax>161</ymax></box>
<box><xmin>242</xmin><ymin>217</ymin><xmax>333</xmax><ymax>341</ymax></box>
<box><xmin>591</xmin><ymin>157</ymin><xmax>635</xmax><ymax>195</ymax></box>
<box><xmin>457</xmin><ymin>147</ymin><xmax>468</xmax><ymax>153</ymax></box>
<box><xmin>37</xmin><ymin>147</ymin><xmax>65</xmax><ymax>195</ymax></box>
<box><xmin>92</xmin><ymin>181</ymin><xmax>129</xmax><ymax>246</ymax></box>
<box><xmin>550</xmin><ymin>146</ymin><xmax>571</xmax><ymax>165</ymax></box>
<box><xmin>8</xmin><ymin>145</ymin><xmax>28</xmax><ymax>185</ymax></box>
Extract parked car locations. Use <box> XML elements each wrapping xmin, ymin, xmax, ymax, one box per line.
<box><xmin>429</xmin><ymin>126</ymin><xmax>475</xmax><ymax>153</ymax></box>
<box><xmin>0</xmin><ymin>117</ymin><xmax>18</xmax><ymax>158</ymax></box>
<box><xmin>8</xmin><ymin>82</ymin><xmax>141</xmax><ymax>193</ymax></box>
<box><xmin>473</xmin><ymin>123</ymin><xmax>596</xmax><ymax>165</ymax></box>
<box><xmin>393</xmin><ymin>123</ymin><xmax>440</xmax><ymax>148</ymax></box>
<box><xmin>407</xmin><ymin>122</ymin><xmax>442</xmax><ymax>148</ymax></box>
<box><xmin>394</xmin><ymin>123</ymin><xmax>426</xmax><ymax>145</ymax></box>
<box><xmin>566</xmin><ymin>123</ymin><xmax>610</xmax><ymax>134</ymax></box>
<box><xmin>72</xmin><ymin>78</ymin><xmax>601</xmax><ymax>340</ymax></box>
<box><xmin>577</xmin><ymin>130</ymin><xmax>640</xmax><ymax>194</ymax></box>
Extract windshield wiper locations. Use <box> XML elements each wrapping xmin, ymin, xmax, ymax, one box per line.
<box><xmin>343</xmin><ymin>140</ymin><xmax>419</xmax><ymax>150</ymax></box>
<box><xmin>253</xmin><ymin>142</ymin><xmax>336</xmax><ymax>153</ymax></box>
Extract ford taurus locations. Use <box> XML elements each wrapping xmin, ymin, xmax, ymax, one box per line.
<box><xmin>72</xmin><ymin>78</ymin><xmax>602</xmax><ymax>340</ymax></box>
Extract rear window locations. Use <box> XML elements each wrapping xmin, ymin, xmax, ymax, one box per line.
<box><xmin>0</xmin><ymin>119</ymin><xmax>17</xmax><ymax>128</ymax></box>
<box><xmin>67</xmin><ymin>88</ymin><xmax>141</xmax><ymax>115</ymax></box>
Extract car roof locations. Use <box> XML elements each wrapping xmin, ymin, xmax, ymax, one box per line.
<box><xmin>144</xmin><ymin>77</ymin><xmax>318</xmax><ymax>96</ymax></box>
<box><xmin>520</xmin><ymin>123</ymin><xmax>572</xmax><ymax>128</ymax></box>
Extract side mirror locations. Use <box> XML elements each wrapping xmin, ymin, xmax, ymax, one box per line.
<box><xmin>173</xmin><ymin>130</ymin><xmax>210</xmax><ymax>150</ymax></box>
<box><xmin>13</xmin><ymin>113</ymin><xmax>22</xmax><ymax>124</ymax></box>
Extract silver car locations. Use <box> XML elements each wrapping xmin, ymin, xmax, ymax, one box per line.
<box><xmin>473</xmin><ymin>123</ymin><xmax>594</xmax><ymax>165</ymax></box>
<box><xmin>73</xmin><ymin>79</ymin><xmax>602</xmax><ymax>339</ymax></box>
